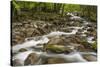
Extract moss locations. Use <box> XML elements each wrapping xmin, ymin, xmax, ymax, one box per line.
<box><xmin>81</xmin><ymin>40</ymin><xmax>89</xmax><ymax>46</ymax></box>
<box><xmin>91</xmin><ymin>41</ymin><xmax>97</xmax><ymax>51</ymax></box>
<box><xmin>45</xmin><ymin>44</ymin><xmax>66</xmax><ymax>53</ymax></box>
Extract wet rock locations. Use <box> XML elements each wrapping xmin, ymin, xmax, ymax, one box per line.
<box><xmin>78</xmin><ymin>29</ymin><xmax>83</xmax><ymax>32</ymax></box>
<box><xmin>30</xmin><ymin>28</ymin><xmax>42</xmax><ymax>36</ymax></box>
<box><xmin>24</xmin><ymin>23</ymin><xmax>30</xmax><ymax>28</ymax></box>
<box><xmin>18</xmin><ymin>48</ymin><xmax>27</xmax><ymax>52</ymax></box>
<box><xmin>76</xmin><ymin>32</ymin><xmax>82</xmax><ymax>35</ymax></box>
<box><xmin>60</xmin><ymin>28</ymin><xmax>72</xmax><ymax>32</ymax></box>
<box><xmin>80</xmin><ymin>40</ymin><xmax>90</xmax><ymax>47</ymax></box>
<box><xmin>12</xmin><ymin>34</ymin><xmax>25</xmax><ymax>45</ymax></box>
<box><xmin>82</xmin><ymin>54</ymin><xmax>97</xmax><ymax>61</ymax></box>
<box><xmin>12</xmin><ymin>22</ymin><xmax>23</xmax><ymax>28</ymax></box>
<box><xmin>36</xmin><ymin>27</ymin><xmax>46</xmax><ymax>35</ymax></box>
<box><xmin>87</xmin><ymin>28</ymin><xmax>94</xmax><ymax>32</ymax></box>
<box><xmin>85</xmin><ymin>31</ymin><xmax>96</xmax><ymax>37</ymax></box>
<box><xmin>23</xmin><ymin>21</ymin><xmax>28</xmax><ymax>24</ymax></box>
<box><xmin>76</xmin><ymin>45</ymin><xmax>93</xmax><ymax>52</ymax></box>
<box><xmin>25</xmin><ymin>28</ymin><xmax>34</xmax><ymax>37</ymax></box>
<box><xmin>24</xmin><ymin>53</ymin><xmax>39</xmax><ymax>65</ymax></box>
<box><xmin>87</xmin><ymin>24</ymin><xmax>93</xmax><ymax>27</ymax></box>
<box><xmin>72</xmin><ymin>22</ymin><xmax>81</xmax><ymax>26</ymax></box>
<box><xmin>44</xmin><ymin>57</ymin><xmax>66</xmax><ymax>64</ymax></box>
<box><xmin>12</xmin><ymin>59</ymin><xmax>22</xmax><ymax>66</ymax></box>
<box><xmin>44</xmin><ymin>44</ymin><xmax>74</xmax><ymax>54</ymax></box>
<box><xmin>47</xmin><ymin>36</ymin><xmax>66</xmax><ymax>45</ymax></box>
<box><xmin>75</xmin><ymin>45</ymin><xmax>85</xmax><ymax>51</ymax></box>
<box><xmin>65</xmin><ymin>36</ymin><xmax>82</xmax><ymax>44</ymax></box>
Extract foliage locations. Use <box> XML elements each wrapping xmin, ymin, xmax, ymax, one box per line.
<box><xmin>11</xmin><ymin>0</ymin><xmax>97</xmax><ymax>21</ymax></box>
<box><xmin>80</xmin><ymin>5</ymin><xmax>97</xmax><ymax>21</ymax></box>
<box><xmin>91</xmin><ymin>41</ymin><xmax>97</xmax><ymax>51</ymax></box>
<box><xmin>64</xmin><ymin>4</ymin><xmax>80</xmax><ymax>12</ymax></box>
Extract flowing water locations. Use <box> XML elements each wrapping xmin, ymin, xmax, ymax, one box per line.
<box><xmin>12</xmin><ymin>14</ymin><xmax>97</xmax><ymax>66</ymax></box>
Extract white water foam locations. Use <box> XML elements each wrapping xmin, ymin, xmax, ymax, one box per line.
<box><xmin>41</xmin><ymin>52</ymin><xmax>87</xmax><ymax>62</ymax></box>
<box><xmin>87</xmin><ymin>36</ymin><xmax>95</xmax><ymax>43</ymax></box>
<box><xmin>13</xmin><ymin>51</ymin><xmax>33</xmax><ymax>65</ymax></box>
<box><xmin>12</xmin><ymin>36</ymin><xmax>49</xmax><ymax>53</ymax></box>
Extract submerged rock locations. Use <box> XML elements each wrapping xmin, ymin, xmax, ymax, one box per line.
<box><xmin>18</xmin><ymin>48</ymin><xmax>27</xmax><ymax>52</ymax></box>
<box><xmin>44</xmin><ymin>57</ymin><xmax>66</xmax><ymax>64</ymax></box>
<box><xmin>82</xmin><ymin>54</ymin><xmax>97</xmax><ymax>61</ymax></box>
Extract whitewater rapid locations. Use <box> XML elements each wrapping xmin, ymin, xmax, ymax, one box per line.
<box><xmin>12</xmin><ymin>30</ymin><xmax>97</xmax><ymax>65</ymax></box>
<box><xmin>12</xmin><ymin>14</ymin><xmax>97</xmax><ymax>66</ymax></box>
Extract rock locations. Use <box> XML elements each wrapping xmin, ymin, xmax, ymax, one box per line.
<box><xmin>76</xmin><ymin>45</ymin><xmax>93</xmax><ymax>52</ymax></box>
<box><xmin>66</xmin><ymin>36</ymin><xmax>82</xmax><ymax>44</ymax></box>
<box><xmin>24</xmin><ymin>23</ymin><xmax>30</xmax><ymax>28</ymax></box>
<box><xmin>60</xmin><ymin>28</ymin><xmax>72</xmax><ymax>32</ymax></box>
<box><xmin>75</xmin><ymin>37</ymin><xmax>85</xmax><ymax>44</ymax></box>
<box><xmin>76</xmin><ymin>32</ymin><xmax>82</xmax><ymax>35</ymax></box>
<box><xmin>12</xmin><ymin>59</ymin><xmax>22</xmax><ymax>66</ymax></box>
<box><xmin>24</xmin><ymin>53</ymin><xmax>39</xmax><ymax>65</ymax></box>
<box><xmin>82</xmin><ymin>54</ymin><xmax>97</xmax><ymax>61</ymax></box>
<box><xmin>44</xmin><ymin>44</ymin><xmax>74</xmax><ymax>54</ymax></box>
<box><xmin>87</xmin><ymin>28</ymin><xmax>94</xmax><ymax>32</ymax></box>
<box><xmin>47</xmin><ymin>36</ymin><xmax>66</xmax><ymax>45</ymax></box>
<box><xmin>75</xmin><ymin>45</ymin><xmax>85</xmax><ymax>51</ymax></box>
<box><xmin>80</xmin><ymin>40</ymin><xmax>91</xmax><ymax>48</ymax></box>
<box><xmin>36</xmin><ymin>27</ymin><xmax>46</xmax><ymax>35</ymax></box>
<box><xmin>25</xmin><ymin>28</ymin><xmax>34</xmax><ymax>37</ymax></box>
<box><xmin>30</xmin><ymin>29</ymin><xmax>41</xmax><ymax>36</ymax></box>
<box><xmin>78</xmin><ymin>29</ymin><xmax>83</xmax><ymax>32</ymax></box>
<box><xmin>44</xmin><ymin>57</ymin><xmax>66</xmax><ymax>64</ymax></box>
<box><xmin>87</xmin><ymin>24</ymin><xmax>93</xmax><ymax>27</ymax></box>
<box><xmin>12</xmin><ymin>22</ymin><xmax>23</xmax><ymax>28</ymax></box>
<box><xmin>18</xmin><ymin>48</ymin><xmax>27</xmax><ymax>52</ymax></box>
<box><xmin>85</xmin><ymin>32</ymin><xmax>93</xmax><ymax>37</ymax></box>
<box><xmin>12</xmin><ymin>34</ymin><xmax>25</xmax><ymax>45</ymax></box>
<box><xmin>73</xmin><ymin>22</ymin><xmax>81</xmax><ymax>26</ymax></box>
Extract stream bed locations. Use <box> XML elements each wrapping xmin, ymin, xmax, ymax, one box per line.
<box><xmin>12</xmin><ymin>13</ymin><xmax>97</xmax><ymax>66</ymax></box>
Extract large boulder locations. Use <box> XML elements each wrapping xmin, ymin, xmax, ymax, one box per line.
<box><xmin>44</xmin><ymin>44</ymin><xmax>74</xmax><ymax>53</ymax></box>
<box><xmin>47</xmin><ymin>36</ymin><xmax>67</xmax><ymax>45</ymax></box>
<box><xmin>24</xmin><ymin>53</ymin><xmax>39</xmax><ymax>65</ymax></box>
<box><xmin>43</xmin><ymin>35</ymin><xmax>85</xmax><ymax>53</ymax></box>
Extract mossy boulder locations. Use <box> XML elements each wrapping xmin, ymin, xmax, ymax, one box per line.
<box><xmin>44</xmin><ymin>44</ymin><xmax>73</xmax><ymax>53</ymax></box>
